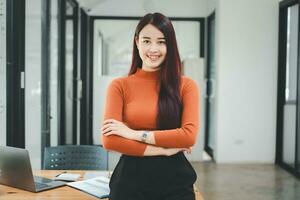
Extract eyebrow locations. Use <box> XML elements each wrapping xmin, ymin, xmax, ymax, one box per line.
<box><xmin>142</xmin><ymin>36</ymin><xmax>166</xmax><ymax>40</ymax></box>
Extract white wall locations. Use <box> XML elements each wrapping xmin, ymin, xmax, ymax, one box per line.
<box><xmin>207</xmin><ymin>0</ymin><xmax>216</xmax><ymax>15</ymax></box>
<box><xmin>214</xmin><ymin>0</ymin><xmax>279</xmax><ymax>163</ymax></box>
<box><xmin>84</xmin><ymin>0</ymin><xmax>208</xmax><ymax>17</ymax></box>
<box><xmin>183</xmin><ymin>58</ymin><xmax>206</xmax><ymax>161</ymax></box>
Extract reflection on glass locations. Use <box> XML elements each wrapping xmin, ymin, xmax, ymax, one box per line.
<box><xmin>65</xmin><ymin>2</ymin><xmax>74</xmax><ymax>144</ymax></box>
<box><xmin>285</xmin><ymin>5</ymin><xmax>299</xmax><ymax>102</ymax></box>
<box><xmin>283</xmin><ymin>105</ymin><xmax>296</xmax><ymax>166</ymax></box>
<box><xmin>282</xmin><ymin>5</ymin><xmax>298</xmax><ymax>167</ymax></box>
<box><xmin>50</xmin><ymin>0</ymin><xmax>58</xmax><ymax>146</ymax></box>
<box><xmin>208</xmin><ymin>16</ymin><xmax>216</xmax><ymax>151</ymax></box>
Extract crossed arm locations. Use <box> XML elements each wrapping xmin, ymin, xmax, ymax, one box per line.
<box><xmin>101</xmin><ymin>78</ymin><xmax>199</xmax><ymax>157</ymax></box>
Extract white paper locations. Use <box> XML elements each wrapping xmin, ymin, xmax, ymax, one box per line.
<box><xmin>83</xmin><ymin>171</ymin><xmax>110</xmax><ymax>180</ymax></box>
<box><xmin>54</xmin><ymin>173</ymin><xmax>81</xmax><ymax>182</ymax></box>
<box><xmin>67</xmin><ymin>176</ymin><xmax>110</xmax><ymax>199</ymax></box>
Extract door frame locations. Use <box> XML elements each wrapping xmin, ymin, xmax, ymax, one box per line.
<box><xmin>204</xmin><ymin>11</ymin><xmax>216</xmax><ymax>159</ymax></box>
<box><xmin>79</xmin><ymin>8</ymin><xmax>93</xmax><ymax>144</ymax></box>
<box><xmin>275</xmin><ymin>0</ymin><xmax>300</xmax><ymax>178</ymax></box>
<box><xmin>6</xmin><ymin>0</ymin><xmax>25</xmax><ymax>148</ymax></box>
<box><xmin>57</xmin><ymin>0</ymin><xmax>79</xmax><ymax>145</ymax></box>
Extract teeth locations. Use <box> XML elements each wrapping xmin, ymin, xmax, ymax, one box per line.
<box><xmin>148</xmin><ymin>55</ymin><xmax>160</xmax><ymax>61</ymax></box>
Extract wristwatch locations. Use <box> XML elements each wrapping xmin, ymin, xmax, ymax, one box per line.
<box><xmin>141</xmin><ymin>131</ymin><xmax>149</xmax><ymax>143</ymax></box>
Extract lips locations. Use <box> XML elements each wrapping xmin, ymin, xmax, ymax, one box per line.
<box><xmin>147</xmin><ymin>55</ymin><xmax>160</xmax><ymax>61</ymax></box>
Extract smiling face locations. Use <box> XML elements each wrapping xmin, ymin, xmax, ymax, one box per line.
<box><xmin>135</xmin><ymin>24</ymin><xmax>167</xmax><ymax>71</ymax></box>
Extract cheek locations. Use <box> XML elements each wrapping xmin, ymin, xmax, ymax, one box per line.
<box><xmin>162</xmin><ymin>46</ymin><xmax>167</xmax><ymax>55</ymax></box>
<box><xmin>162</xmin><ymin>47</ymin><xmax>167</xmax><ymax>58</ymax></box>
<box><xmin>138</xmin><ymin>46</ymin><xmax>147</xmax><ymax>56</ymax></box>
<box><xmin>138</xmin><ymin>48</ymin><xmax>146</xmax><ymax>59</ymax></box>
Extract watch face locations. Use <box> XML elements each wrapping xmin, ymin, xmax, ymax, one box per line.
<box><xmin>142</xmin><ymin>132</ymin><xmax>148</xmax><ymax>142</ymax></box>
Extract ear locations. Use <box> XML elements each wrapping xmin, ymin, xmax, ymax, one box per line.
<box><xmin>135</xmin><ymin>36</ymin><xmax>139</xmax><ymax>49</ymax></box>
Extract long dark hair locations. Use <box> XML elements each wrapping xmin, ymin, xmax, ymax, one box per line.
<box><xmin>129</xmin><ymin>13</ymin><xmax>182</xmax><ymax>130</ymax></box>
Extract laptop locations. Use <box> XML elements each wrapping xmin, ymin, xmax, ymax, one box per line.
<box><xmin>0</xmin><ymin>146</ymin><xmax>65</xmax><ymax>192</ymax></box>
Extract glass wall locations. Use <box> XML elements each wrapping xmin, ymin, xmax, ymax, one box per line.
<box><xmin>205</xmin><ymin>12</ymin><xmax>216</xmax><ymax>158</ymax></box>
<box><xmin>64</xmin><ymin>0</ymin><xmax>75</xmax><ymax>144</ymax></box>
<box><xmin>25</xmin><ymin>0</ymin><xmax>42</xmax><ymax>168</ymax></box>
<box><xmin>283</xmin><ymin>4</ymin><xmax>298</xmax><ymax>167</ymax></box>
<box><xmin>50</xmin><ymin>0</ymin><xmax>58</xmax><ymax>147</ymax></box>
<box><xmin>56</xmin><ymin>0</ymin><xmax>79</xmax><ymax>145</ymax></box>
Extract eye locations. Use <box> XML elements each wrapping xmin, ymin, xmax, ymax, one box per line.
<box><xmin>158</xmin><ymin>41</ymin><xmax>166</xmax><ymax>44</ymax></box>
<box><xmin>142</xmin><ymin>40</ymin><xmax>150</xmax><ymax>44</ymax></box>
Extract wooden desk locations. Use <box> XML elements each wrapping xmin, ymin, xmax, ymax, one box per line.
<box><xmin>0</xmin><ymin>170</ymin><xmax>204</xmax><ymax>200</ymax></box>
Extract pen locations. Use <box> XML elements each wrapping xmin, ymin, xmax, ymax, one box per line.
<box><xmin>55</xmin><ymin>171</ymin><xmax>67</xmax><ymax>177</ymax></box>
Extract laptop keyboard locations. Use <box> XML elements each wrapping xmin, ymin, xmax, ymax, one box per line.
<box><xmin>35</xmin><ymin>182</ymin><xmax>50</xmax><ymax>189</ymax></box>
<box><xmin>34</xmin><ymin>176</ymin><xmax>52</xmax><ymax>189</ymax></box>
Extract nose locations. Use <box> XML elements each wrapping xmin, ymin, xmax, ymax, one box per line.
<box><xmin>148</xmin><ymin>44</ymin><xmax>159</xmax><ymax>53</ymax></box>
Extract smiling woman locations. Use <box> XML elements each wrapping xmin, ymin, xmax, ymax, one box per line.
<box><xmin>135</xmin><ymin>24</ymin><xmax>167</xmax><ymax>71</ymax></box>
<box><xmin>101</xmin><ymin>13</ymin><xmax>199</xmax><ymax>200</ymax></box>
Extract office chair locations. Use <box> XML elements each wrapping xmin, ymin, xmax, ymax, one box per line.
<box><xmin>43</xmin><ymin>145</ymin><xmax>108</xmax><ymax>170</ymax></box>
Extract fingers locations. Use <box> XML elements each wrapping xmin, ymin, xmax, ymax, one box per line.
<box><xmin>103</xmin><ymin>119</ymin><xmax>120</xmax><ymax>125</ymax></box>
<box><xmin>101</xmin><ymin>123</ymin><xmax>113</xmax><ymax>131</ymax></box>
<box><xmin>101</xmin><ymin>119</ymin><xmax>120</xmax><ymax>132</ymax></box>
<box><xmin>104</xmin><ymin>131</ymin><xmax>116</xmax><ymax>136</ymax></box>
<box><xmin>101</xmin><ymin>119</ymin><xmax>125</xmax><ymax>135</ymax></box>
<box><xmin>102</xmin><ymin>128</ymin><xmax>112</xmax><ymax>135</ymax></box>
<box><xmin>184</xmin><ymin>147</ymin><xmax>192</xmax><ymax>154</ymax></box>
<box><xmin>101</xmin><ymin>123</ymin><xmax>117</xmax><ymax>134</ymax></box>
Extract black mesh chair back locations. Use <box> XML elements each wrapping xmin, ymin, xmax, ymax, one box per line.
<box><xmin>43</xmin><ymin>145</ymin><xmax>108</xmax><ymax>170</ymax></box>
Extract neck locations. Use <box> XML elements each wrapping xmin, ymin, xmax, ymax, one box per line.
<box><xmin>142</xmin><ymin>66</ymin><xmax>161</xmax><ymax>72</ymax></box>
<box><xmin>133</xmin><ymin>67</ymin><xmax>160</xmax><ymax>81</ymax></box>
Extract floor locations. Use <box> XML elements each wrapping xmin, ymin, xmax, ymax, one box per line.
<box><xmin>191</xmin><ymin>162</ymin><xmax>300</xmax><ymax>200</ymax></box>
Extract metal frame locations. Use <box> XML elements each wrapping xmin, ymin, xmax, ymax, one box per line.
<box><xmin>80</xmin><ymin>9</ymin><xmax>93</xmax><ymax>144</ymax></box>
<box><xmin>57</xmin><ymin>0</ymin><xmax>66</xmax><ymax>145</ymax></box>
<box><xmin>70</xmin><ymin>0</ymin><xmax>79</xmax><ymax>145</ymax></box>
<box><xmin>6</xmin><ymin>0</ymin><xmax>25</xmax><ymax>148</ymax></box>
<box><xmin>276</xmin><ymin>0</ymin><xmax>300</xmax><ymax>178</ymax></box>
<box><xmin>41</xmin><ymin>0</ymin><xmax>51</xmax><ymax>166</ymax></box>
<box><xmin>57</xmin><ymin>0</ymin><xmax>79</xmax><ymax>145</ymax></box>
<box><xmin>204</xmin><ymin>11</ymin><xmax>215</xmax><ymax>159</ymax></box>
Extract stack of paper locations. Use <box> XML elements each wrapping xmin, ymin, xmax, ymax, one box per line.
<box><xmin>67</xmin><ymin>176</ymin><xmax>110</xmax><ymax>199</ymax></box>
<box><xmin>83</xmin><ymin>171</ymin><xmax>110</xmax><ymax>180</ymax></box>
<box><xmin>54</xmin><ymin>173</ymin><xmax>81</xmax><ymax>182</ymax></box>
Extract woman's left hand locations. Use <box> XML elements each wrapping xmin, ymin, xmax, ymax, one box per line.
<box><xmin>101</xmin><ymin>119</ymin><xmax>136</xmax><ymax>140</ymax></box>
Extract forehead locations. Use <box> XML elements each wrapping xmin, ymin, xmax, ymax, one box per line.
<box><xmin>139</xmin><ymin>24</ymin><xmax>165</xmax><ymax>39</ymax></box>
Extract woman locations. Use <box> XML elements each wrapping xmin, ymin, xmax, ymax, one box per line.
<box><xmin>101</xmin><ymin>12</ymin><xmax>199</xmax><ymax>200</ymax></box>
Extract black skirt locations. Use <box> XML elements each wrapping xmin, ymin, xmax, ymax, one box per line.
<box><xmin>109</xmin><ymin>152</ymin><xmax>197</xmax><ymax>200</ymax></box>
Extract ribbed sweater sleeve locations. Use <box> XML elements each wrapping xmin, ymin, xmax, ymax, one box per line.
<box><xmin>153</xmin><ymin>78</ymin><xmax>200</xmax><ymax>148</ymax></box>
<box><xmin>101</xmin><ymin>79</ymin><xmax>147</xmax><ymax>156</ymax></box>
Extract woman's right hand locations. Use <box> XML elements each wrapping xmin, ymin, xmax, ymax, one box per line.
<box><xmin>164</xmin><ymin>147</ymin><xmax>192</xmax><ymax>156</ymax></box>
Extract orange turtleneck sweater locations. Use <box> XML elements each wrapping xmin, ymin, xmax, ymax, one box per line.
<box><xmin>102</xmin><ymin>68</ymin><xmax>200</xmax><ymax>156</ymax></box>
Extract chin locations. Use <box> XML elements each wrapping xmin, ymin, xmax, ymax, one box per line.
<box><xmin>147</xmin><ymin>65</ymin><xmax>161</xmax><ymax>70</ymax></box>
<box><xmin>146</xmin><ymin>62</ymin><xmax>163</xmax><ymax>69</ymax></box>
